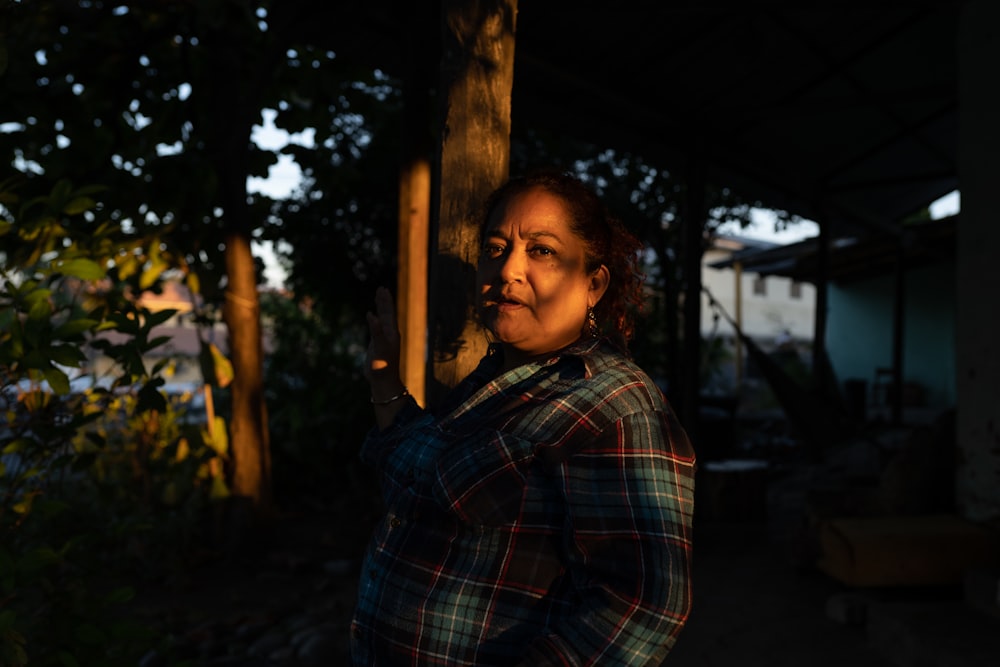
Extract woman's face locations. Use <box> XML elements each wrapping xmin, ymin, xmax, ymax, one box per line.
<box><xmin>477</xmin><ymin>187</ymin><xmax>609</xmax><ymax>365</ymax></box>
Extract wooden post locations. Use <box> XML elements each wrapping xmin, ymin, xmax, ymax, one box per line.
<box><xmin>812</xmin><ymin>213</ymin><xmax>830</xmax><ymax>390</ymax></box>
<box><xmin>398</xmin><ymin>159</ymin><xmax>431</xmax><ymax>407</ymax></box>
<box><xmin>397</xmin><ymin>8</ymin><xmax>437</xmax><ymax>408</ymax></box>
<box><xmin>680</xmin><ymin>159</ymin><xmax>706</xmax><ymax>443</ymax></box>
<box><xmin>734</xmin><ymin>260</ymin><xmax>744</xmax><ymax>388</ymax></box>
<box><xmin>956</xmin><ymin>0</ymin><xmax>1000</xmax><ymax>521</ymax></box>
<box><xmin>427</xmin><ymin>0</ymin><xmax>518</xmax><ymax>405</ymax></box>
<box><xmin>890</xmin><ymin>234</ymin><xmax>906</xmax><ymax>425</ymax></box>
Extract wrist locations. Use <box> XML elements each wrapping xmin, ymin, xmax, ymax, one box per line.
<box><xmin>371</xmin><ymin>386</ymin><xmax>409</xmax><ymax>405</ymax></box>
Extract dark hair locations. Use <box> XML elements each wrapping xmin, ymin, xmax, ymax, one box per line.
<box><xmin>479</xmin><ymin>171</ymin><xmax>646</xmax><ymax>351</ymax></box>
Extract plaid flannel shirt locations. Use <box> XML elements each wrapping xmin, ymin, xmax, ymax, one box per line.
<box><xmin>350</xmin><ymin>338</ymin><xmax>696</xmax><ymax>666</ymax></box>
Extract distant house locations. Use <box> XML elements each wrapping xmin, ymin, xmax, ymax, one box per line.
<box><xmin>703</xmin><ymin>234</ymin><xmax>817</xmax><ymax>345</ymax></box>
<box><xmin>700</xmin><ymin>234</ymin><xmax>817</xmax><ymax>397</ymax></box>
<box><xmin>710</xmin><ymin>216</ymin><xmax>956</xmax><ymax>422</ymax></box>
<box><xmin>85</xmin><ymin>279</ymin><xmax>228</xmax><ymax>389</ymax></box>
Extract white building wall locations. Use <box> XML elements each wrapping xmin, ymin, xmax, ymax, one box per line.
<box><xmin>701</xmin><ymin>246</ymin><xmax>816</xmax><ymax>347</ymax></box>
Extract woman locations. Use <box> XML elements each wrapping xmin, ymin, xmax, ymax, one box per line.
<box><xmin>352</xmin><ymin>172</ymin><xmax>696</xmax><ymax>666</ymax></box>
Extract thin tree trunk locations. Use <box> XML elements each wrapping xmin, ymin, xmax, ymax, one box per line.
<box><xmin>223</xmin><ymin>231</ymin><xmax>272</xmax><ymax>515</ymax></box>
<box><xmin>201</xmin><ymin>8</ymin><xmax>273</xmax><ymax>536</ymax></box>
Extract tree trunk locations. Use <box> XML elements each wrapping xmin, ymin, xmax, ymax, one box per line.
<box><xmin>201</xmin><ymin>6</ymin><xmax>273</xmax><ymax>538</ymax></box>
<box><xmin>223</xmin><ymin>232</ymin><xmax>272</xmax><ymax>516</ymax></box>
<box><xmin>427</xmin><ymin>0</ymin><xmax>518</xmax><ymax>405</ymax></box>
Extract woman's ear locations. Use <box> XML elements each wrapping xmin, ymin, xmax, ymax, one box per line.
<box><xmin>588</xmin><ymin>264</ymin><xmax>611</xmax><ymax>306</ymax></box>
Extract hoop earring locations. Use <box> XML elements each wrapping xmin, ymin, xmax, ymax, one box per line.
<box><xmin>587</xmin><ymin>306</ymin><xmax>599</xmax><ymax>337</ymax></box>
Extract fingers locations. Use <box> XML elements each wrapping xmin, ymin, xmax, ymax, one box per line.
<box><xmin>366</xmin><ymin>310</ymin><xmax>381</xmax><ymax>338</ymax></box>
<box><xmin>366</xmin><ymin>287</ymin><xmax>399</xmax><ymax>374</ymax></box>
<box><xmin>374</xmin><ymin>286</ymin><xmax>397</xmax><ymax>336</ymax></box>
<box><xmin>367</xmin><ymin>288</ymin><xmax>398</xmax><ymax>340</ymax></box>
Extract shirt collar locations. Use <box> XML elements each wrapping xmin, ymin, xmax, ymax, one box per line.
<box><xmin>485</xmin><ymin>336</ymin><xmax>606</xmax><ymax>379</ymax></box>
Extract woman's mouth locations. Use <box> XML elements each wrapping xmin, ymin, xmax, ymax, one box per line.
<box><xmin>483</xmin><ymin>294</ymin><xmax>525</xmax><ymax>312</ymax></box>
<box><xmin>497</xmin><ymin>299</ymin><xmax>524</xmax><ymax>312</ymax></box>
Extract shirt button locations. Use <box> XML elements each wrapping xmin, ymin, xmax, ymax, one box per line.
<box><xmin>390</xmin><ymin>517</ymin><xmax>402</xmax><ymax>528</ymax></box>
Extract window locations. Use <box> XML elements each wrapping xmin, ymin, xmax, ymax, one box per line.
<box><xmin>790</xmin><ymin>281</ymin><xmax>802</xmax><ymax>299</ymax></box>
<box><xmin>752</xmin><ymin>275</ymin><xmax>766</xmax><ymax>296</ymax></box>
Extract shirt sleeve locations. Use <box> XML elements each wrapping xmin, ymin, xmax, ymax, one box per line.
<box><xmin>358</xmin><ymin>398</ymin><xmax>430</xmax><ymax>469</ymax></box>
<box><xmin>522</xmin><ymin>407</ymin><xmax>696</xmax><ymax>666</ymax></box>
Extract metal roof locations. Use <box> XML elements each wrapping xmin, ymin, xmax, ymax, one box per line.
<box><xmin>709</xmin><ymin>214</ymin><xmax>957</xmax><ymax>283</ymax></box>
<box><xmin>510</xmin><ymin>2</ymin><xmax>961</xmax><ymax>238</ymax></box>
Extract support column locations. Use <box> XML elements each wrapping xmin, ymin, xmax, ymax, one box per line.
<box><xmin>397</xmin><ymin>8</ymin><xmax>437</xmax><ymax>408</ymax></box>
<box><xmin>956</xmin><ymin>0</ymin><xmax>1000</xmax><ymax>521</ymax></box>
<box><xmin>397</xmin><ymin>159</ymin><xmax>430</xmax><ymax>407</ymax></box>
<box><xmin>812</xmin><ymin>211</ymin><xmax>830</xmax><ymax>391</ymax></box>
<box><xmin>680</xmin><ymin>160</ymin><xmax>706</xmax><ymax>445</ymax></box>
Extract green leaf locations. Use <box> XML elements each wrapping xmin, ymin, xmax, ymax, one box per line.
<box><xmin>20</xmin><ymin>349</ymin><xmax>50</xmax><ymax>369</ymax></box>
<box><xmin>144</xmin><ymin>308</ymin><xmax>178</xmax><ymax>328</ymax></box>
<box><xmin>106</xmin><ymin>312</ymin><xmax>139</xmax><ymax>335</ymax></box>
<box><xmin>150</xmin><ymin>358</ymin><xmax>170</xmax><ymax>375</ymax></box>
<box><xmin>43</xmin><ymin>366</ymin><xmax>71</xmax><ymax>395</ymax></box>
<box><xmin>53</xmin><ymin>318</ymin><xmax>99</xmax><ymax>338</ymax></box>
<box><xmin>115</xmin><ymin>253</ymin><xmax>139</xmax><ymax>280</ymax></box>
<box><xmin>47</xmin><ymin>343</ymin><xmax>86</xmax><ymax>367</ymax></box>
<box><xmin>210</xmin><ymin>472</ymin><xmax>230</xmax><ymax>500</ymax></box>
<box><xmin>145</xmin><ymin>335</ymin><xmax>173</xmax><ymax>352</ymax></box>
<box><xmin>200</xmin><ymin>342</ymin><xmax>234</xmax><ymax>388</ymax></box>
<box><xmin>5</xmin><ymin>319</ymin><xmax>24</xmax><ymax>358</ymax></box>
<box><xmin>207</xmin><ymin>415</ymin><xmax>228</xmax><ymax>456</ymax></box>
<box><xmin>54</xmin><ymin>258</ymin><xmax>105</xmax><ymax>281</ymax></box>
<box><xmin>136</xmin><ymin>381</ymin><xmax>167</xmax><ymax>413</ymax></box>
<box><xmin>50</xmin><ymin>179</ymin><xmax>73</xmax><ymax>209</ymax></box>
<box><xmin>139</xmin><ymin>258</ymin><xmax>167</xmax><ymax>290</ymax></box>
<box><xmin>25</xmin><ymin>292</ymin><xmax>53</xmax><ymax>319</ymax></box>
<box><xmin>124</xmin><ymin>348</ymin><xmax>146</xmax><ymax>377</ymax></box>
<box><xmin>61</xmin><ymin>196</ymin><xmax>96</xmax><ymax>216</ymax></box>
<box><xmin>2</xmin><ymin>438</ymin><xmax>32</xmax><ymax>455</ymax></box>
<box><xmin>71</xmin><ymin>183</ymin><xmax>108</xmax><ymax>198</ymax></box>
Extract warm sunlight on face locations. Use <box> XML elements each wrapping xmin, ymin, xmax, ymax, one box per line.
<box><xmin>477</xmin><ymin>187</ymin><xmax>608</xmax><ymax>367</ymax></box>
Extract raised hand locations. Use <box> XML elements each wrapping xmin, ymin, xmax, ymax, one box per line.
<box><xmin>365</xmin><ymin>287</ymin><xmax>401</xmax><ymax>381</ymax></box>
<box><xmin>365</xmin><ymin>288</ymin><xmax>409</xmax><ymax>427</ymax></box>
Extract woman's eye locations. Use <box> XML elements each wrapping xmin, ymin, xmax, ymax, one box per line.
<box><xmin>530</xmin><ymin>246</ymin><xmax>554</xmax><ymax>257</ymax></box>
<box><xmin>483</xmin><ymin>244</ymin><xmax>505</xmax><ymax>258</ymax></box>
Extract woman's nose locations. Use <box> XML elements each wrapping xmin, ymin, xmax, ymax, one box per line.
<box><xmin>498</xmin><ymin>249</ymin><xmax>525</xmax><ymax>283</ymax></box>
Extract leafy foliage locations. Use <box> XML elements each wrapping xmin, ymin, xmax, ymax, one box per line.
<box><xmin>0</xmin><ymin>179</ymin><xmax>224</xmax><ymax>665</ymax></box>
